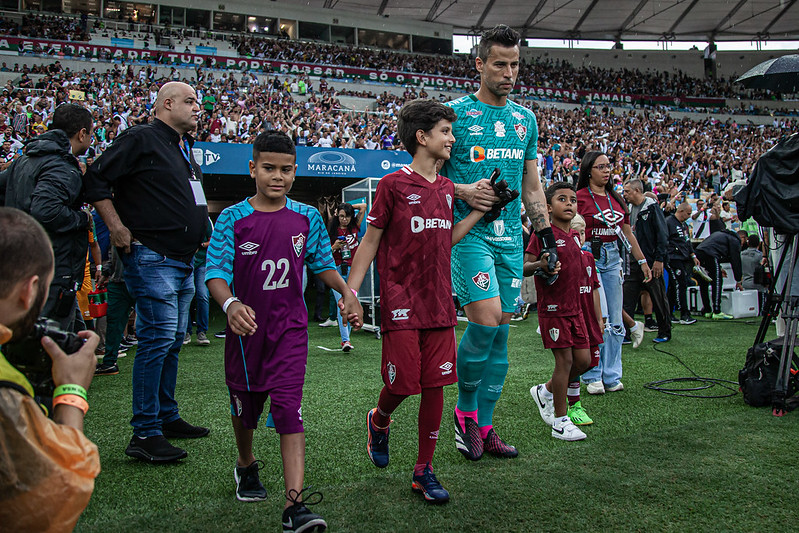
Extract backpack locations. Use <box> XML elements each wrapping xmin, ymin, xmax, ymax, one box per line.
<box><xmin>738</xmin><ymin>338</ymin><xmax>799</xmax><ymax>407</ymax></box>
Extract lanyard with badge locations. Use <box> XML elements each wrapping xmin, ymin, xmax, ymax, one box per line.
<box><xmin>588</xmin><ymin>188</ymin><xmax>631</xmax><ymax>252</ymax></box>
<box><xmin>181</xmin><ymin>136</ymin><xmax>206</xmax><ymax>206</ymax></box>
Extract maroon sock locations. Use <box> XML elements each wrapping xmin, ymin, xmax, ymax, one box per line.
<box><xmin>373</xmin><ymin>386</ymin><xmax>407</xmax><ymax>429</ymax></box>
<box><xmin>416</xmin><ymin>386</ymin><xmax>444</xmax><ymax>467</ymax></box>
<box><xmin>567</xmin><ymin>381</ymin><xmax>580</xmax><ymax>406</ymax></box>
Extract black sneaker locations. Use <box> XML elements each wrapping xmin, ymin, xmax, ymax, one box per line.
<box><xmin>669</xmin><ymin>314</ymin><xmax>680</xmax><ymax>324</ymax></box>
<box><xmin>162</xmin><ymin>418</ymin><xmax>210</xmax><ymax>439</ymax></box>
<box><xmin>125</xmin><ymin>435</ymin><xmax>187</xmax><ymax>463</ymax></box>
<box><xmin>95</xmin><ymin>363</ymin><xmax>119</xmax><ymax>375</ymax></box>
<box><xmin>124</xmin><ymin>334</ymin><xmax>138</xmax><ymax>345</ymax></box>
<box><xmin>234</xmin><ymin>460</ymin><xmax>267</xmax><ymax>502</ymax></box>
<box><xmin>680</xmin><ymin>315</ymin><xmax>697</xmax><ymax>325</ymax></box>
<box><xmin>644</xmin><ymin>320</ymin><xmax>658</xmax><ymax>332</ymax></box>
<box><xmin>282</xmin><ymin>488</ymin><xmax>326</xmax><ymax>532</ymax></box>
<box><xmin>214</xmin><ymin>330</ymin><xmax>226</xmax><ymax>339</ymax></box>
<box><xmin>621</xmin><ymin>336</ymin><xmax>632</xmax><ymax>345</ymax></box>
<box><xmin>454</xmin><ymin>411</ymin><xmax>483</xmax><ymax>461</ymax></box>
<box><xmin>119</xmin><ymin>339</ymin><xmax>133</xmax><ymax>349</ymax></box>
<box><xmin>411</xmin><ymin>463</ymin><xmax>450</xmax><ymax>504</ymax></box>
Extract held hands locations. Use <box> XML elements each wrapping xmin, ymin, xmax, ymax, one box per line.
<box><xmin>531</xmin><ymin>252</ymin><xmax>561</xmax><ymax>279</ymax></box>
<box><xmin>483</xmin><ymin>168</ymin><xmax>520</xmax><ymax>223</ymax></box>
<box><xmin>227</xmin><ymin>301</ymin><xmax>257</xmax><ymax>336</ymax></box>
<box><xmin>462</xmin><ymin>179</ymin><xmax>499</xmax><ymax>212</ymax></box>
<box><xmin>42</xmin><ymin>330</ymin><xmax>99</xmax><ymax>391</ymax></box>
<box><xmin>338</xmin><ymin>292</ymin><xmax>364</xmax><ymax>330</ymax></box>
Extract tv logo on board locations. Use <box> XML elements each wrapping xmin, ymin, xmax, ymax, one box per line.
<box><xmin>193</xmin><ymin>148</ymin><xmax>220</xmax><ymax>166</ymax></box>
<box><xmin>306</xmin><ymin>151</ymin><xmax>356</xmax><ymax>176</ymax></box>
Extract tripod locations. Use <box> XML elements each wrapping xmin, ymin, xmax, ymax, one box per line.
<box><xmin>755</xmin><ymin>233</ymin><xmax>799</xmax><ymax>416</ymax></box>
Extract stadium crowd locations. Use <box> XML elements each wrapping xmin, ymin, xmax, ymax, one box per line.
<box><xmin>1</xmin><ymin>13</ymin><xmax>796</xmax><ymax>104</ymax></box>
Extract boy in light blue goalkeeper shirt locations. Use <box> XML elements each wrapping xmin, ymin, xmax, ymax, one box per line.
<box><xmin>440</xmin><ymin>24</ymin><xmax>558</xmax><ymax>460</ymax></box>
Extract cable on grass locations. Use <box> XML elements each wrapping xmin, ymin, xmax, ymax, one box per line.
<box><xmin>643</xmin><ymin>343</ymin><xmax>739</xmax><ymax>398</ymax></box>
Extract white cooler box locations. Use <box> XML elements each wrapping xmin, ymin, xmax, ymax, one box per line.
<box><xmin>720</xmin><ymin>290</ymin><xmax>759</xmax><ymax>318</ymax></box>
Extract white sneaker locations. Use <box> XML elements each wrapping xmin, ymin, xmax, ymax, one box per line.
<box><xmin>318</xmin><ymin>318</ymin><xmax>337</xmax><ymax>327</ymax></box>
<box><xmin>552</xmin><ymin>417</ymin><xmax>587</xmax><ymax>441</ymax></box>
<box><xmin>586</xmin><ymin>381</ymin><xmax>605</xmax><ymax>395</ymax></box>
<box><xmin>183</xmin><ymin>333</ymin><xmax>191</xmax><ymax>345</ymax></box>
<box><xmin>631</xmin><ymin>321</ymin><xmax>644</xmax><ymax>349</ymax></box>
<box><xmin>531</xmin><ymin>384</ymin><xmax>554</xmax><ymax>426</ymax></box>
<box><xmin>606</xmin><ymin>382</ymin><xmax>624</xmax><ymax>392</ymax></box>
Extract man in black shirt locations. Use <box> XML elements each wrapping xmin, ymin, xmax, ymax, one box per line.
<box><xmin>85</xmin><ymin>82</ymin><xmax>209</xmax><ymax>463</ymax></box>
<box><xmin>665</xmin><ymin>203</ymin><xmax>699</xmax><ymax>325</ymax></box>
<box><xmin>695</xmin><ymin>229</ymin><xmax>743</xmax><ymax>319</ymax></box>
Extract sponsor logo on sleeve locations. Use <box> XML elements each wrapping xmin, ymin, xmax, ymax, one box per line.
<box><xmin>239</xmin><ymin>241</ymin><xmax>260</xmax><ymax>256</ymax></box>
<box><xmin>514</xmin><ymin>123</ymin><xmax>527</xmax><ymax>141</ymax></box>
<box><xmin>291</xmin><ymin>233</ymin><xmax>305</xmax><ymax>258</ymax></box>
<box><xmin>494</xmin><ymin>121</ymin><xmax>506</xmax><ymax>137</ymax></box>
<box><xmin>472</xmin><ymin>271</ymin><xmax>491</xmax><ymax>291</ymax></box>
<box><xmin>439</xmin><ymin>362</ymin><xmax>453</xmax><ymax>376</ymax></box>
<box><xmin>549</xmin><ymin>328</ymin><xmax>560</xmax><ymax>341</ymax></box>
<box><xmin>391</xmin><ymin>308</ymin><xmax>411</xmax><ymax>320</ymax></box>
<box><xmin>511</xmin><ymin>278</ymin><xmax>522</xmax><ymax>288</ymax></box>
<box><xmin>387</xmin><ymin>362</ymin><xmax>396</xmax><ymax>384</ymax></box>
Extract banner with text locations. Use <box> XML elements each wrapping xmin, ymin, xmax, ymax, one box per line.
<box><xmin>192</xmin><ymin>142</ymin><xmax>412</xmax><ymax>178</ymax></box>
<box><xmin>0</xmin><ymin>37</ymin><xmax>725</xmax><ymax>107</ymax></box>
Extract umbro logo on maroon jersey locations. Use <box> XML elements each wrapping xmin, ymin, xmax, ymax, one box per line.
<box><xmin>556</xmin><ymin>239</ymin><xmax>566</xmax><ymax>247</ymax></box>
<box><xmin>514</xmin><ymin>123</ymin><xmax>527</xmax><ymax>141</ymax></box>
<box><xmin>291</xmin><ymin>233</ymin><xmax>305</xmax><ymax>258</ymax></box>
<box><xmin>592</xmin><ymin>210</ymin><xmax>625</xmax><ymax>226</ymax></box>
<box><xmin>407</xmin><ymin>193</ymin><xmax>421</xmax><ymax>205</ymax></box>
<box><xmin>239</xmin><ymin>241</ymin><xmax>260</xmax><ymax>256</ymax></box>
<box><xmin>472</xmin><ymin>271</ymin><xmax>490</xmax><ymax>291</ymax></box>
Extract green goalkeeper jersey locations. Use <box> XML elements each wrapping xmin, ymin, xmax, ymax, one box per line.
<box><xmin>441</xmin><ymin>94</ymin><xmax>538</xmax><ymax>251</ymax></box>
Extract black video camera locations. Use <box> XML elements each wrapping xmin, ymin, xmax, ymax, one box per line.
<box><xmin>2</xmin><ymin>318</ymin><xmax>84</xmax><ymax>398</ymax></box>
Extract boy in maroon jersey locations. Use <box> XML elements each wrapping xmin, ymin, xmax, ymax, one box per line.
<box><xmin>525</xmin><ymin>182</ymin><xmax>592</xmax><ymax>441</ymax></box>
<box><xmin>347</xmin><ymin>99</ymin><xmax>487</xmax><ymax>504</ymax></box>
<box><xmin>564</xmin><ymin>213</ymin><xmax>603</xmax><ymax>426</ymax></box>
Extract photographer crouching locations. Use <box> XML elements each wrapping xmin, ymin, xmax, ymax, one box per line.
<box><xmin>0</xmin><ymin>207</ymin><xmax>100</xmax><ymax>532</ymax></box>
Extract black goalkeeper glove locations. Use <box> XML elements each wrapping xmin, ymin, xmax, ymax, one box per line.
<box><xmin>483</xmin><ymin>168</ymin><xmax>520</xmax><ymax>223</ymax></box>
<box><xmin>535</xmin><ymin>227</ymin><xmax>559</xmax><ymax>286</ymax></box>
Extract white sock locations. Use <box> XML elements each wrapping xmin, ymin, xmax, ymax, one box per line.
<box><xmin>629</xmin><ymin>323</ymin><xmax>638</xmax><ymax>332</ymax></box>
<box><xmin>542</xmin><ymin>385</ymin><xmax>554</xmax><ymax>399</ymax></box>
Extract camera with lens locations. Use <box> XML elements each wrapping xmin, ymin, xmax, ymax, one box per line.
<box><xmin>2</xmin><ymin>318</ymin><xmax>84</xmax><ymax>398</ymax></box>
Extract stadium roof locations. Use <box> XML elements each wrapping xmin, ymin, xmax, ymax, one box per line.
<box><xmin>278</xmin><ymin>0</ymin><xmax>799</xmax><ymax>42</ymax></box>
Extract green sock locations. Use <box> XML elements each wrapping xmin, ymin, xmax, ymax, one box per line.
<box><xmin>477</xmin><ymin>324</ymin><xmax>510</xmax><ymax>427</ymax></box>
<box><xmin>456</xmin><ymin>322</ymin><xmax>498</xmax><ymax>413</ymax></box>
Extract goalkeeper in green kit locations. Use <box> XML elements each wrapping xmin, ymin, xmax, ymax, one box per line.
<box><xmin>441</xmin><ymin>24</ymin><xmax>557</xmax><ymax>460</ymax></box>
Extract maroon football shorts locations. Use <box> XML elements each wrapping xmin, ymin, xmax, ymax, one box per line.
<box><xmin>381</xmin><ymin>327</ymin><xmax>458</xmax><ymax>395</ymax></box>
<box><xmin>229</xmin><ymin>384</ymin><xmax>304</xmax><ymax>434</ymax></box>
<box><xmin>539</xmin><ymin>314</ymin><xmax>589</xmax><ymax>350</ymax></box>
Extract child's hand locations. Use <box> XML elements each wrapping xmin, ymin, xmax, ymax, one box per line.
<box><xmin>539</xmin><ymin>253</ymin><xmax>561</xmax><ymax>275</ymax></box>
<box><xmin>338</xmin><ymin>295</ymin><xmax>364</xmax><ymax>330</ymax></box>
<box><xmin>227</xmin><ymin>302</ymin><xmax>257</xmax><ymax>336</ymax></box>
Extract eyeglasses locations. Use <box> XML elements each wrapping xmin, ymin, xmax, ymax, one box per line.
<box><xmin>593</xmin><ymin>164</ymin><xmax>612</xmax><ymax>171</ymax></box>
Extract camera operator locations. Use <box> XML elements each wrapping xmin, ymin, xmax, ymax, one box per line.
<box><xmin>0</xmin><ymin>207</ymin><xmax>100</xmax><ymax>532</ymax></box>
<box><xmin>0</xmin><ymin>103</ymin><xmax>95</xmax><ymax>332</ymax></box>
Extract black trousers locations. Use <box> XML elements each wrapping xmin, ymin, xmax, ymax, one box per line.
<box><xmin>666</xmin><ymin>258</ymin><xmax>693</xmax><ymax>317</ymax></box>
<box><xmin>695</xmin><ymin>250</ymin><xmax>722</xmax><ymax>314</ymax></box>
<box><xmin>623</xmin><ymin>261</ymin><xmax>672</xmax><ymax>338</ymax></box>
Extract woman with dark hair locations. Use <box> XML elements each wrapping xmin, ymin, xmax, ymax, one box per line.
<box><xmin>327</xmin><ymin>201</ymin><xmax>366</xmax><ymax>351</ymax></box>
<box><xmin>576</xmin><ymin>151</ymin><xmax>651</xmax><ymax>394</ymax></box>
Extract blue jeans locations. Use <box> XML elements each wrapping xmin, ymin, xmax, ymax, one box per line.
<box><xmin>188</xmin><ymin>262</ymin><xmax>209</xmax><ymax>334</ymax></box>
<box><xmin>582</xmin><ymin>242</ymin><xmax>624</xmax><ymax>387</ymax></box>
<box><xmin>331</xmin><ymin>265</ymin><xmax>351</xmax><ymax>343</ymax></box>
<box><xmin>122</xmin><ymin>244</ymin><xmax>194</xmax><ymax>437</ymax></box>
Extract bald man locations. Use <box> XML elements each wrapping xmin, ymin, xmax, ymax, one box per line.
<box><xmin>666</xmin><ymin>202</ymin><xmax>700</xmax><ymax>324</ymax></box>
<box><xmin>85</xmin><ymin>81</ymin><xmax>210</xmax><ymax>463</ymax></box>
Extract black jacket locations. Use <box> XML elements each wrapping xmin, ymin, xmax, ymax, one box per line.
<box><xmin>84</xmin><ymin>119</ymin><xmax>206</xmax><ymax>264</ymax></box>
<box><xmin>696</xmin><ymin>229</ymin><xmax>743</xmax><ymax>282</ymax></box>
<box><xmin>666</xmin><ymin>214</ymin><xmax>694</xmax><ymax>262</ymax></box>
<box><xmin>631</xmin><ymin>197</ymin><xmax>668</xmax><ymax>265</ymax></box>
<box><xmin>0</xmin><ymin>130</ymin><xmax>88</xmax><ymax>290</ymax></box>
